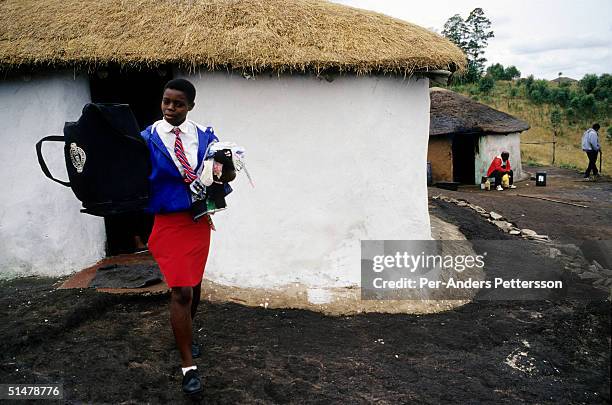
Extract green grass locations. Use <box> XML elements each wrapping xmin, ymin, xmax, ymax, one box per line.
<box><xmin>524</xmin><ymin>158</ymin><xmax>545</xmax><ymax>167</ymax></box>
<box><xmin>559</xmin><ymin>162</ymin><xmax>579</xmax><ymax>170</ymax></box>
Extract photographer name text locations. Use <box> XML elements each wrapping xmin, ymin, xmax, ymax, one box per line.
<box><xmin>372</xmin><ymin>277</ymin><xmax>563</xmax><ymax>290</ymax></box>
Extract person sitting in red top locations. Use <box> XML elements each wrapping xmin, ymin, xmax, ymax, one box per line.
<box><xmin>486</xmin><ymin>151</ymin><xmax>516</xmax><ymax>191</ymax></box>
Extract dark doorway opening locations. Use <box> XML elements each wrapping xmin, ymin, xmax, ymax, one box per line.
<box><xmin>89</xmin><ymin>66</ymin><xmax>172</xmax><ymax>256</ymax></box>
<box><xmin>452</xmin><ymin>134</ymin><xmax>477</xmax><ymax>184</ymax></box>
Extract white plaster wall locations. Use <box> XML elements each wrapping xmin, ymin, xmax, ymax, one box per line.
<box><xmin>181</xmin><ymin>71</ymin><xmax>431</xmax><ymax>288</ymax></box>
<box><xmin>0</xmin><ymin>71</ymin><xmax>106</xmax><ymax>278</ymax></box>
<box><xmin>475</xmin><ymin>132</ymin><xmax>523</xmax><ymax>184</ymax></box>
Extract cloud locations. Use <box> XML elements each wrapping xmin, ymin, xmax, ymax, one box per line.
<box><xmin>488</xmin><ymin>46</ymin><xmax>611</xmax><ymax>79</ymax></box>
<box><xmin>512</xmin><ymin>36</ymin><xmax>611</xmax><ymax>54</ymax></box>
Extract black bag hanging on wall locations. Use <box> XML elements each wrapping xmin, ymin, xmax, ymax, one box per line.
<box><xmin>36</xmin><ymin>103</ymin><xmax>151</xmax><ymax>216</ymax></box>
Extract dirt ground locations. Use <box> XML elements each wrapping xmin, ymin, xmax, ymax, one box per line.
<box><xmin>430</xmin><ymin>165</ymin><xmax>612</xmax><ymax>243</ymax></box>
<box><xmin>1</xmin><ymin>166</ymin><xmax>610</xmax><ymax>404</ymax></box>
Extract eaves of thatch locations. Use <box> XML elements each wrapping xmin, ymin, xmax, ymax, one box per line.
<box><xmin>430</xmin><ymin>87</ymin><xmax>530</xmax><ymax>136</ymax></box>
<box><xmin>0</xmin><ymin>0</ymin><xmax>466</xmax><ymax>75</ymax></box>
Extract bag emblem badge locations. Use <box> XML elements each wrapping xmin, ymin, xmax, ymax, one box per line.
<box><xmin>69</xmin><ymin>142</ymin><xmax>86</xmax><ymax>173</ymax></box>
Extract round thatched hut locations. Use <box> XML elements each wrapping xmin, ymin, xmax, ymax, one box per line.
<box><xmin>0</xmin><ymin>0</ymin><xmax>465</xmax><ymax>303</ymax></box>
<box><xmin>428</xmin><ymin>87</ymin><xmax>530</xmax><ymax>184</ymax></box>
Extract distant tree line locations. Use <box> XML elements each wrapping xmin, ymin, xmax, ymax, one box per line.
<box><xmin>442</xmin><ymin>9</ymin><xmax>610</xmax><ymax>128</ymax></box>
<box><xmin>519</xmin><ymin>73</ymin><xmax>612</xmax><ymax>122</ymax></box>
<box><xmin>486</xmin><ymin>63</ymin><xmax>521</xmax><ymax>81</ymax></box>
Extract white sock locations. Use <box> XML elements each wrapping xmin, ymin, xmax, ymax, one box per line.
<box><xmin>182</xmin><ymin>365</ymin><xmax>197</xmax><ymax>376</ymax></box>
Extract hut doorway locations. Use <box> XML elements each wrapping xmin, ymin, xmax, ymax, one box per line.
<box><xmin>452</xmin><ymin>134</ymin><xmax>476</xmax><ymax>184</ymax></box>
<box><xmin>89</xmin><ymin>66</ymin><xmax>171</xmax><ymax>255</ymax></box>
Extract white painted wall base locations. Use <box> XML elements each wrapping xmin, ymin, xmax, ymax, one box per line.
<box><xmin>475</xmin><ymin>132</ymin><xmax>523</xmax><ymax>184</ymax></box>
<box><xmin>181</xmin><ymin>71</ymin><xmax>432</xmax><ymax>289</ymax></box>
<box><xmin>0</xmin><ymin>71</ymin><xmax>106</xmax><ymax>278</ymax></box>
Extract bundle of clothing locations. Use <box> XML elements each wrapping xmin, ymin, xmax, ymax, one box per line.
<box><xmin>189</xmin><ymin>141</ymin><xmax>253</xmax><ymax>221</ymax></box>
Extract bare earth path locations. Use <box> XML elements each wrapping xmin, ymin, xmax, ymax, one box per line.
<box><xmin>0</xmin><ymin>276</ymin><xmax>609</xmax><ymax>404</ymax></box>
<box><xmin>0</xmin><ymin>166</ymin><xmax>609</xmax><ymax>404</ymax></box>
<box><xmin>429</xmin><ymin>166</ymin><xmax>612</xmax><ymax>243</ymax></box>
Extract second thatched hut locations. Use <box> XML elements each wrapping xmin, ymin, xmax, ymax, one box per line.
<box><xmin>428</xmin><ymin>87</ymin><xmax>530</xmax><ymax>185</ymax></box>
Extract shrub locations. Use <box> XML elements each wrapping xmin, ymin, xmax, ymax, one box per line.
<box><xmin>580</xmin><ymin>74</ymin><xmax>598</xmax><ymax>94</ymax></box>
<box><xmin>478</xmin><ymin>75</ymin><xmax>495</xmax><ymax>94</ymax></box>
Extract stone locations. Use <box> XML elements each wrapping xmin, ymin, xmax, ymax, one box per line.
<box><xmin>480</xmin><ymin>213</ymin><xmax>490</xmax><ymax>218</ymax></box>
<box><xmin>592</xmin><ymin>278</ymin><xmax>605</xmax><ymax>286</ymax></box>
<box><xmin>492</xmin><ymin>220</ymin><xmax>513</xmax><ymax>232</ymax></box>
<box><xmin>565</xmin><ymin>261</ymin><xmax>587</xmax><ymax>273</ymax></box>
<box><xmin>548</xmin><ymin>248</ymin><xmax>562</xmax><ymax>258</ymax></box>
<box><xmin>521</xmin><ymin>229</ymin><xmax>538</xmax><ymax>237</ymax></box>
<box><xmin>432</xmin><ymin>195</ymin><xmax>440</xmax><ymax>200</ymax></box>
<box><xmin>532</xmin><ymin>234</ymin><xmax>549</xmax><ymax>240</ymax></box>
<box><xmin>578</xmin><ymin>272</ymin><xmax>600</xmax><ymax>280</ymax></box>
<box><xmin>474</xmin><ymin>207</ymin><xmax>486</xmax><ymax>214</ymax></box>
<box><xmin>509</xmin><ymin>230</ymin><xmax>521</xmax><ymax>235</ymax></box>
<box><xmin>457</xmin><ymin>201</ymin><xmax>468</xmax><ymax>207</ymax></box>
<box><xmin>490</xmin><ymin>212</ymin><xmax>503</xmax><ymax>220</ymax></box>
<box><xmin>449</xmin><ymin>198</ymin><xmax>459</xmax><ymax>204</ymax></box>
<box><xmin>557</xmin><ymin>244</ymin><xmax>581</xmax><ymax>258</ymax></box>
<box><xmin>600</xmin><ymin>269</ymin><xmax>612</xmax><ymax>277</ymax></box>
<box><xmin>591</xmin><ymin>260</ymin><xmax>605</xmax><ymax>272</ymax></box>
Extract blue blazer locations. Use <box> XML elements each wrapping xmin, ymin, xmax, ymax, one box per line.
<box><xmin>141</xmin><ymin>122</ymin><xmax>220</xmax><ymax>214</ymax></box>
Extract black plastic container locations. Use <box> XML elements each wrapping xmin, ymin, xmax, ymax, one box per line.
<box><xmin>536</xmin><ymin>171</ymin><xmax>547</xmax><ymax>186</ymax></box>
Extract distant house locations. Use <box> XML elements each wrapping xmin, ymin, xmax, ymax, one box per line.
<box><xmin>550</xmin><ymin>77</ymin><xmax>577</xmax><ymax>85</ymax></box>
<box><xmin>428</xmin><ymin>87</ymin><xmax>530</xmax><ymax>184</ymax></box>
<box><xmin>0</xmin><ymin>0</ymin><xmax>465</xmax><ymax>294</ymax></box>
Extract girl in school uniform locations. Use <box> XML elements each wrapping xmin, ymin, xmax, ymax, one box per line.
<box><xmin>140</xmin><ymin>78</ymin><xmax>217</xmax><ymax>396</ymax></box>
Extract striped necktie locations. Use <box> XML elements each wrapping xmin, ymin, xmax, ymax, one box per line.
<box><xmin>172</xmin><ymin>127</ymin><xmax>198</xmax><ymax>183</ymax></box>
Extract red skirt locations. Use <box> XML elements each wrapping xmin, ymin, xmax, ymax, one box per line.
<box><xmin>148</xmin><ymin>211</ymin><xmax>212</xmax><ymax>288</ymax></box>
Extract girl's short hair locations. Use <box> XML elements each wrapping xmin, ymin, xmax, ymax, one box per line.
<box><xmin>164</xmin><ymin>79</ymin><xmax>196</xmax><ymax>105</ymax></box>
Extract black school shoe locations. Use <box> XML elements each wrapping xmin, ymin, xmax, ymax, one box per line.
<box><xmin>182</xmin><ymin>369</ymin><xmax>203</xmax><ymax>396</ymax></box>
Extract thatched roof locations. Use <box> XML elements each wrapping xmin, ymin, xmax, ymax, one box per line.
<box><xmin>430</xmin><ymin>87</ymin><xmax>530</xmax><ymax>136</ymax></box>
<box><xmin>0</xmin><ymin>0</ymin><xmax>466</xmax><ymax>75</ymax></box>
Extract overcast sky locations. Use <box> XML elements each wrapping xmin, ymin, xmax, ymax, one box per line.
<box><xmin>332</xmin><ymin>0</ymin><xmax>611</xmax><ymax>80</ymax></box>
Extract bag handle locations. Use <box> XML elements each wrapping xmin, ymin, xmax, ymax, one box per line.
<box><xmin>88</xmin><ymin>103</ymin><xmax>145</xmax><ymax>146</ymax></box>
<box><xmin>35</xmin><ymin>135</ymin><xmax>71</xmax><ymax>187</ymax></box>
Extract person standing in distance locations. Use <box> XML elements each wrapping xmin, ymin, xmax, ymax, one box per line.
<box><xmin>582</xmin><ymin>123</ymin><xmax>601</xmax><ymax>179</ymax></box>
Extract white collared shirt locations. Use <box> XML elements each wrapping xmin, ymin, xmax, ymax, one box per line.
<box><xmin>154</xmin><ymin>119</ymin><xmax>199</xmax><ymax>176</ymax></box>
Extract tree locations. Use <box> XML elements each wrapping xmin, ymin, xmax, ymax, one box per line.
<box><xmin>505</xmin><ymin>66</ymin><xmax>521</xmax><ymax>80</ymax></box>
<box><xmin>550</xmin><ymin>109</ymin><xmax>562</xmax><ymax>130</ymax></box>
<box><xmin>478</xmin><ymin>75</ymin><xmax>495</xmax><ymax>93</ymax></box>
<box><xmin>550</xmin><ymin>86</ymin><xmax>570</xmax><ymax>107</ymax></box>
<box><xmin>486</xmin><ymin>63</ymin><xmax>521</xmax><ymax>80</ymax></box>
<box><xmin>486</xmin><ymin>63</ymin><xmax>505</xmax><ymax>80</ymax></box>
<box><xmin>441</xmin><ymin>15</ymin><xmax>469</xmax><ymax>50</ymax></box>
<box><xmin>580</xmin><ymin>74</ymin><xmax>598</xmax><ymax>94</ymax></box>
<box><xmin>465</xmin><ymin>8</ymin><xmax>495</xmax><ymax>78</ymax></box>
<box><xmin>565</xmin><ymin>107</ymin><xmax>577</xmax><ymax>124</ymax></box>
<box><xmin>442</xmin><ymin>8</ymin><xmax>494</xmax><ymax>83</ymax></box>
<box><xmin>593</xmin><ymin>73</ymin><xmax>612</xmax><ymax>101</ymax></box>
<box><xmin>528</xmin><ymin>80</ymin><xmax>551</xmax><ymax>104</ymax></box>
